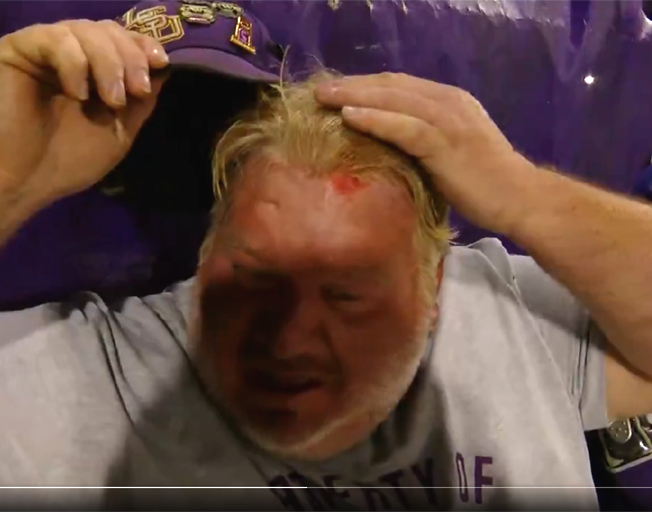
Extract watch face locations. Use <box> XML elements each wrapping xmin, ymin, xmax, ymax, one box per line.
<box><xmin>100</xmin><ymin>69</ymin><xmax>260</xmax><ymax>212</ymax></box>
<box><xmin>607</xmin><ymin>419</ymin><xmax>633</xmax><ymax>444</ymax></box>
<box><xmin>599</xmin><ymin>417</ymin><xmax>652</xmax><ymax>471</ymax></box>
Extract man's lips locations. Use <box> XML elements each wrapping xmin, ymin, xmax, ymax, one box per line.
<box><xmin>247</xmin><ymin>369</ymin><xmax>324</xmax><ymax>395</ymax></box>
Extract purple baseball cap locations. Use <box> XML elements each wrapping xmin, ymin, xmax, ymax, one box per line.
<box><xmin>118</xmin><ymin>0</ymin><xmax>281</xmax><ymax>83</ymax></box>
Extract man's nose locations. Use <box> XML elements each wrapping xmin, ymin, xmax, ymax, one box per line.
<box><xmin>271</xmin><ymin>296</ymin><xmax>325</xmax><ymax>360</ymax></box>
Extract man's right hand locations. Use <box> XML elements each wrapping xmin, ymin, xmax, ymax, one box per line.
<box><xmin>0</xmin><ymin>20</ymin><xmax>169</xmax><ymax>207</ymax></box>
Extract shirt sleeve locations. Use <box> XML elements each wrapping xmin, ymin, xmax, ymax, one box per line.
<box><xmin>0</xmin><ymin>282</ymin><xmax>194</xmax><ymax>485</ymax></box>
<box><xmin>0</xmin><ymin>279</ymin><xmax>194</xmax><ymax>351</ymax></box>
<box><xmin>508</xmin><ymin>253</ymin><xmax>609</xmax><ymax>431</ymax></box>
<box><xmin>0</xmin><ymin>302</ymin><xmax>72</xmax><ymax>349</ymax></box>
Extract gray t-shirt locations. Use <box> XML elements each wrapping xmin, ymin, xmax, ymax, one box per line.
<box><xmin>0</xmin><ymin>238</ymin><xmax>607</xmax><ymax>510</ymax></box>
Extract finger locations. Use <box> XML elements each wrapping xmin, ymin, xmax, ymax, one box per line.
<box><xmin>97</xmin><ymin>74</ymin><xmax>168</xmax><ymax>170</ymax></box>
<box><xmin>0</xmin><ymin>24</ymin><xmax>90</xmax><ymax>100</ymax></box>
<box><xmin>319</xmin><ymin>85</ymin><xmax>459</xmax><ymax>130</ymax></box>
<box><xmin>341</xmin><ymin>106</ymin><xmax>443</xmax><ymax>163</ymax></box>
<box><xmin>65</xmin><ymin>20</ymin><xmax>127</xmax><ymax>108</ymax></box>
<box><xmin>316</xmin><ymin>72</ymin><xmax>460</xmax><ymax>106</ymax></box>
<box><xmin>120</xmin><ymin>73</ymin><xmax>168</xmax><ymax>135</ymax></box>
<box><xmin>128</xmin><ymin>32</ymin><xmax>169</xmax><ymax>70</ymax></box>
<box><xmin>319</xmin><ymin>74</ymin><xmax>490</xmax><ymax>126</ymax></box>
<box><xmin>102</xmin><ymin>21</ymin><xmax>151</xmax><ymax>98</ymax></box>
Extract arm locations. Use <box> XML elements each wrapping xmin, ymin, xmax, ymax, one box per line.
<box><xmin>507</xmin><ymin>167</ymin><xmax>652</xmax><ymax>420</ymax></box>
<box><xmin>0</xmin><ymin>22</ymin><xmax>167</xmax><ymax>256</ymax></box>
<box><xmin>313</xmin><ymin>72</ymin><xmax>652</xmax><ymax>422</ymax></box>
<box><xmin>0</xmin><ymin>182</ymin><xmax>43</xmax><ymax>251</ymax></box>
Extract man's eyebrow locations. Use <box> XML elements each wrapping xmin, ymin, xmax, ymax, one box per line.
<box><xmin>220</xmin><ymin>236</ymin><xmax>386</xmax><ymax>282</ymax></box>
<box><xmin>330</xmin><ymin>265</ymin><xmax>388</xmax><ymax>285</ymax></box>
<box><xmin>222</xmin><ymin>238</ymin><xmax>268</xmax><ymax>262</ymax></box>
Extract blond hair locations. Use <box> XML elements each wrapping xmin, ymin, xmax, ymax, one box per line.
<box><xmin>208</xmin><ymin>71</ymin><xmax>455</xmax><ymax>296</ymax></box>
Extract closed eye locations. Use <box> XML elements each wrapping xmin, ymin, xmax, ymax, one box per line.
<box><xmin>323</xmin><ymin>289</ymin><xmax>361</xmax><ymax>303</ymax></box>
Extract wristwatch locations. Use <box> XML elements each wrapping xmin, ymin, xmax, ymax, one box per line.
<box><xmin>599</xmin><ymin>416</ymin><xmax>652</xmax><ymax>471</ymax></box>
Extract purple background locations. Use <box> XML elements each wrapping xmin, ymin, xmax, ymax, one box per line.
<box><xmin>2</xmin><ymin>0</ymin><xmax>652</xmax><ymax>308</ymax></box>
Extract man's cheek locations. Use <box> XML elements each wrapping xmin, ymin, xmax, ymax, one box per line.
<box><xmin>199</xmin><ymin>280</ymin><xmax>260</xmax><ymax>337</ymax></box>
<box><xmin>338</xmin><ymin>310</ymin><xmax>414</xmax><ymax>359</ymax></box>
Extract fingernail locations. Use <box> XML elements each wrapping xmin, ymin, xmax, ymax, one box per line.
<box><xmin>342</xmin><ymin>106</ymin><xmax>367</xmax><ymax>119</ymax></box>
<box><xmin>77</xmin><ymin>80</ymin><xmax>89</xmax><ymax>101</ymax></box>
<box><xmin>152</xmin><ymin>47</ymin><xmax>169</xmax><ymax>65</ymax></box>
<box><xmin>318</xmin><ymin>82</ymin><xmax>340</xmax><ymax>96</ymax></box>
<box><xmin>138</xmin><ymin>70</ymin><xmax>151</xmax><ymax>93</ymax></box>
<box><xmin>111</xmin><ymin>80</ymin><xmax>126</xmax><ymax>105</ymax></box>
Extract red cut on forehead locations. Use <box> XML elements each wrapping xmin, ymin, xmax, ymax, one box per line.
<box><xmin>329</xmin><ymin>174</ymin><xmax>368</xmax><ymax>195</ymax></box>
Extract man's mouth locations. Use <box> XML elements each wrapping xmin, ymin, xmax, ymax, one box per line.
<box><xmin>248</xmin><ymin>369</ymin><xmax>324</xmax><ymax>395</ymax></box>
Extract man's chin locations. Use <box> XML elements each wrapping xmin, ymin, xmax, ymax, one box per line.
<box><xmin>237</xmin><ymin>411</ymin><xmax>334</xmax><ymax>460</ymax></box>
<box><xmin>225</xmin><ymin>390</ymin><xmax>347</xmax><ymax>460</ymax></box>
<box><xmin>233</xmin><ymin>394</ymin><xmax>385</xmax><ymax>462</ymax></box>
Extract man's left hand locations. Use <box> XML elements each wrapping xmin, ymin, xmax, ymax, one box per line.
<box><xmin>315</xmin><ymin>73</ymin><xmax>540</xmax><ymax>236</ymax></box>
<box><xmin>318</xmin><ymin>75</ymin><xmax>652</xmax><ymax>422</ymax></box>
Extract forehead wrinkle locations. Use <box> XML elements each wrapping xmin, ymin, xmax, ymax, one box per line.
<box><xmin>221</xmin><ymin>232</ymin><xmax>389</xmax><ymax>284</ymax></box>
<box><xmin>234</xmin><ymin>154</ymin><xmax>414</xmax><ymax>213</ymax></box>
<box><xmin>223</xmin><ymin>159</ymin><xmax>418</xmax><ymax>263</ymax></box>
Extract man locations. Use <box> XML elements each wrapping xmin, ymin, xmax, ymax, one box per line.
<box><xmin>1</xmin><ymin>14</ymin><xmax>652</xmax><ymax>512</ymax></box>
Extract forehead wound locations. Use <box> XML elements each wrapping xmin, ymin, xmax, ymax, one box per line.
<box><xmin>329</xmin><ymin>174</ymin><xmax>368</xmax><ymax>196</ymax></box>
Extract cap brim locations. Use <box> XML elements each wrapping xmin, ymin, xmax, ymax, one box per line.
<box><xmin>168</xmin><ymin>48</ymin><xmax>279</xmax><ymax>83</ymax></box>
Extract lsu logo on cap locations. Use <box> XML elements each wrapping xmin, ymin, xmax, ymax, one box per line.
<box><xmin>121</xmin><ymin>5</ymin><xmax>185</xmax><ymax>45</ymax></box>
<box><xmin>121</xmin><ymin>1</ymin><xmax>256</xmax><ymax>53</ymax></box>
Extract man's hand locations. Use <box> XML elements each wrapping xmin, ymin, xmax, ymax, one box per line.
<box><xmin>0</xmin><ymin>20</ymin><xmax>169</xmax><ymax>207</ymax></box>
<box><xmin>315</xmin><ymin>73</ymin><xmax>540</xmax><ymax>236</ymax></box>
<box><xmin>318</xmin><ymin>72</ymin><xmax>652</xmax><ymax>422</ymax></box>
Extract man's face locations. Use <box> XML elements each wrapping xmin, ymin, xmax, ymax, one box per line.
<box><xmin>195</xmin><ymin>158</ymin><xmax>439</xmax><ymax>459</ymax></box>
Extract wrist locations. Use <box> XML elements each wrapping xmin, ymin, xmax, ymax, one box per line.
<box><xmin>0</xmin><ymin>172</ymin><xmax>51</xmax><ymax>222</ymax></box>
<box><xmin>485</xmin><ymin>155</ymin><xmax>550</xmax><ymax>239</ymax></box>
<box><xmin>503</xmin><ymin>166</ymin><xmax>582</xmax><ymax>247</ymax></box>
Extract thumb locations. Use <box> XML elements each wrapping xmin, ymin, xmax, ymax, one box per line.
<box><xmin>121</xmin><ymin>72</ymin><xmax>169</xmax><ymax>135</ymax></box>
